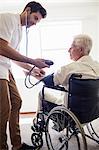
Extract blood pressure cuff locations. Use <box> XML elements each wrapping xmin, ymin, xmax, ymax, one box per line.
<box><xmin>43</xmin><ymin>73</ymin><xmax>54</xmax><ymax>86</ymax></box>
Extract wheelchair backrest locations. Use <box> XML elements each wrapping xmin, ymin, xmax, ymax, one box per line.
<box><xmin>68</xmin><ymin>74</ymin><xmax>99</xmax><ymax>123</ymax></box>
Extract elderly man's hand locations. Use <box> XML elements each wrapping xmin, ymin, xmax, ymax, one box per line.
<box><xmin>33</xmin><ymin>68</ymin><xmax>45</xmax><ymax>77</ymax></box>
<box><xmin>24</xmin><ymin>68</ymin><xmax>45</xmax><ymax>80</ymax></box>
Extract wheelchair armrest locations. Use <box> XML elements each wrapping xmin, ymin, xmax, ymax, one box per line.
<box><xmin>43</xmin><ymin>85</ymin><xmax>68</xmax><ymax>92</ymax></box>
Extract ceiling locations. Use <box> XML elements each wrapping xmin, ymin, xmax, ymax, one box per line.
<box><xmin>0</xmin><ymin>0</ymin><xmax>99</xmax><ymax>3</ymax></box>
<box><xmin>0</xmin><ymin>0</ymin><xmax>98</xmax><ymax>12</ymax></box>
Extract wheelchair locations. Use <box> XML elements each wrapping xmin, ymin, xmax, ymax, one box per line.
<box><xmin>31</xmin><ymin>74</ymin><xmax>99</xmax><ymax>150</ymax></box>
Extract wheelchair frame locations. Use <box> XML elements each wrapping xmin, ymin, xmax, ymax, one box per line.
<box><xmin>31</xmin><ymin>74</ymin><xmax>99</xmax><ymax>150</ymax></box>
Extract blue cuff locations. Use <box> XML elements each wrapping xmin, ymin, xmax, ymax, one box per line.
<box><xmin>43</xmin><ymin>73</ymin><xmax>54</xmax><ymax>86</ymax></box>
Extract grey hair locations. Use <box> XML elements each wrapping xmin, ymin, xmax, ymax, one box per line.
<box><xmin>73</xmin><ymin>34</ymin><xmax>92</xmax><ymax>54</ymax></box>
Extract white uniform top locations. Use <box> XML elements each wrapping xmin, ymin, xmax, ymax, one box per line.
<box><xmin>0</xmin><ymin>13</ymin><xmax>22</xmax><ymax>80</ymax></box>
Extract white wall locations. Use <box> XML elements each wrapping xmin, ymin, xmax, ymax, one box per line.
<box><xmin>45</xmin><ymin>2</ymin><xmax>99</xmax><ymax>59</ymax></box>
<box><xmin>0</xmin><ymin>1</ymin><xmax>99</xmax><ymax>112</ymax></box>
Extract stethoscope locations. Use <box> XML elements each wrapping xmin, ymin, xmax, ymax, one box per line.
<box><xmin>26</xmin><ymin>27</ymin><xmax>29</xmax><ymax>56</ymax></box>
<box><xmin>25</xmin><ymin>13</ymin><xmax>37</xmax><ymax>88</ymax></box>
<box><xmin>25</xmin><ymin>11</ymin><xmax>29</xmax><ymax>57</ymax></box>
<box><xmin>24</xmin><ymin>13</ymin><xmax>44</xmax><ymax>88</ymax></box>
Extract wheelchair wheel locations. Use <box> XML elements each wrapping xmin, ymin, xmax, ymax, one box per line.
<box><xmin>86</xmin><ymin>118</ymin><xmax>99</xmax><ymax>143</ymax></box>
<box><xmin>31</xmin><ymin>132</ymin><xmax>43</xmax><ymax>149</ymax></box>
<box><xmin>45</xmin><ymin>105</ymin><xmax>88</xmax><ymax>150</ymax></box>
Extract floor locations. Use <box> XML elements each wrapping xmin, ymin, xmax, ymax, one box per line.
<box><xmin>7</xmin><ymin>114</ymin><xmax>99</xmax><ymax>150</ymax></box>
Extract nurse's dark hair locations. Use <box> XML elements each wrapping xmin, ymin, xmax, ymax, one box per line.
<box><xmin>23</xmin><ymin>1</ymin><xmax>47</xmax><ymax>18</ymax></box>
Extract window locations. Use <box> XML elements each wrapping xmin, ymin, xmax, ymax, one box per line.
<box><xmin>40</xmin><ymin>21</ymin><xmax>82</xmax><ymax>73</ymax></box>
<box><xmin>12</xmin><ymin>20</ymin><xmax>82</xmax><ymax>78</ymax></box>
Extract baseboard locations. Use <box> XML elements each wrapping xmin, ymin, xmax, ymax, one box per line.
<box><xmin>20</xmin><ymin>112</ymin><xmax>36</xmax><ymax>115</ymax></box>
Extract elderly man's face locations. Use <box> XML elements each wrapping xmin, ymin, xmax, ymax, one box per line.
<box><xmin>68</xmin><ymin>41</ymin><xmax>84</xmax><ymax>61</ymax></box>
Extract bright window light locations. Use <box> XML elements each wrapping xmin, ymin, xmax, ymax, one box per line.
<box><xmin>12</xmin><ymin>20</ymin><xmax>82</xmax><ymax>78</ymax></box>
